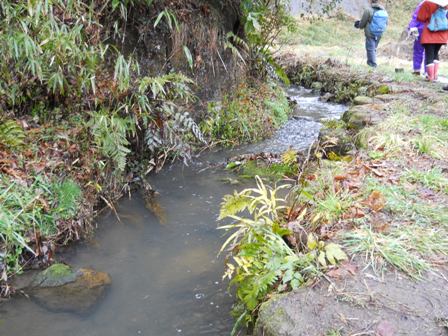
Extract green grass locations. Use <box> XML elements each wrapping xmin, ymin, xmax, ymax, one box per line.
<box><xmin>364</xmin><ymin>178</ymin><xmax>448</xmax><ymax>226</ymax></box>
<box><xmin>315</xmin><ymin>191</ymin><xmax>353</xmax><ymax>225</ymax></box>
<box><xmin>343</xmin><ymin>226</ymin><xmax>432</xmax><ymax>277</ymax></box>
<box><xmin>298</xmin><ymin>162</ymin><xmax>353</xmax><ymax>227</ymax></box>
<box><xmin>326</xmin><ymin>330</ymin><xmax>342</xmax><ymax>336</ymax></box>
<box><xmin>404</xmin><ymin>168</ymin><xmax>448</xmax><ymax>194</ymax></box>
<box><xmin>343</xmin><ymin>220</ymin><xmax>448</xmax><ymax>277</ymax></box>
<box><xmin>200</xmin><ymin>81</ymin><xmax>291</xmax><ymax>147</ymax></box>
<box><xmin>240</xmin><ymin>161</ymin><xmax>298</xmax><ymax>180</ymax></box>
<box><xmin>0</xmin><ymin>176</ymin><xmax>82</xmax><ymax>276</ymax></box>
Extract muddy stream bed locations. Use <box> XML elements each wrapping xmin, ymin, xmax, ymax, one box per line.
<box><xmin>0</xmin><ymin>87</ymin><xmax>346</xmax><ymax>336</ymax></box>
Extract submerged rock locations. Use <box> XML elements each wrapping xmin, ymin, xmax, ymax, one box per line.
<box><xmin>28</xmin><ymin>263</ymin><xmax>111</xmax><ymax>313</ymax></box>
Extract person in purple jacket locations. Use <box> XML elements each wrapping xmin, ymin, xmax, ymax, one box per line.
<box><xmin>408</xmin><ymin>1</ymin><xmax>426</xmax><ymax>75</ymax></box>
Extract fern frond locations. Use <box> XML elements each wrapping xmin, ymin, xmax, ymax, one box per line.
<box><xmin>88</xmin><ymin>111</ymin><xmax>134</xmax><ymax>172</ymax></box>
<box><xmin>219</xmin><ymin>190</ymin><xmax>251</xmax><ymax>220</ymax></box>
<box><xmin>0</xmin><ymin>119</ymin><xmax>26</xmax><ymax>149</ymax></box>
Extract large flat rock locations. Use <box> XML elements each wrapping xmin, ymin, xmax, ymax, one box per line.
<box><xmin>29</xmin><ymin>263</ymin><xmax>111</xmax><ymax>314</ymax></box>
<box><xmin>255</xmin><ymin>267</ymin><xmax>448</xmax><ymax>336</ymax></box>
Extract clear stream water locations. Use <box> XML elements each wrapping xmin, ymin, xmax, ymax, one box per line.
<box><xmin>0</xmin><ymin>87</ymin><xmax>346</xmax><ymax>336</ymax></box>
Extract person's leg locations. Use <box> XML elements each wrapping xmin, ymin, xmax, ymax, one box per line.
<box><xmin>433</xmin><ymin>44</ymin><xmax>442</xmax><ymax>80</ymax></box>
<box><xmin>366</xmin><ymin>36</ymin><xmax>378</xmax><ymax>67</ymax></box>
<box><xmin>413</xmin><ymin>40</ymin><xmax>425</xmax><ymax>73</ymax></box>
<box><xmin>425</xmin><ymin>44</ymin><xmax>436</xmax><ymax>81</ymax></box>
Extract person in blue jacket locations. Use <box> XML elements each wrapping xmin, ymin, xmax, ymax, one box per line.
<box><xmin>354</xmin><ymin>0</ymin><xmax>389</xmax><ymax>68</ymax></box>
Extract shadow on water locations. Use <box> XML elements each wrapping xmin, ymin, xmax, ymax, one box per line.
<box><xmin>0</xmin><ymin>86</ymin><xmax>346</xmax><ymax>336</ymax></box>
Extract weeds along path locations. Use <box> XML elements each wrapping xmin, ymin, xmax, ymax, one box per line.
<box><xmin>219</xmin><ymin>56</ymin><xmax>448</xmax><ymax>335</ymax></box>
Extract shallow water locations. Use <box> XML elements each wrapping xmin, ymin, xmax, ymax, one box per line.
<box><xmin>0</xmin><ymin>87</ymin><xmax>346</xmax><ymax>336</ymax></box>
<box><xmin>247</xmin><ymin>86</ymin><xmax>347</xmax><ymax>153</ymax></box>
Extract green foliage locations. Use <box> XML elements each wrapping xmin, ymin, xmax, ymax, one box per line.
<box><xmin>154</xmin><ymin>8</ymin><xmax>179</xmax><ymax>31</ymax></box>
<box><xmin>224</xmin><ymin>32</ymin><xmax>249</xmax><ymax>64</ymax></box>
<box><xmin>0</xmin><ymin>119</ymin><xmax>26</xmax><ymax>149</ymax></box>
<box><xmin>1</xmin><ymin>0</ymin><xmax>204</xmax><ymax>172</ymax></box>
<box><xmin>240</xmin><ymin>0</ymin><xmax>296</xmax><ymax>83</ymax></box>
<box><xmin>219</xmin><ymin>177</ymin><xmax>347</xmax><ymax>333</ymax></box>
<box><xmin>343</xmin><ymin>225</ymin><xmax>448</xmax><ymax>277</ymax></box>
<box><xmin>200</xmin><ymin>82</ymin><xmax>290</xmax><ymax>146</ymax></box>
<box><xmin>264</xmin><ymin>91</ymin><xmax>290</xmax><ymax>127</ymax></box>
<box><xmin>89</xmin><ymin>112</ymin><xmax>135</xmax><ymax>173</ymax></box>
<box><xmin>296</xmin><ymin>166</ymin><xmax>353</xmax><ymax>228</ymax></box>
<box><xmin>0</xmin><ymin>0</ymin><xmax>105</xmax><ymax>104</ymax></box>
<box><xmin>404</xmin><ymin>168</ymin><xmax>448</xmax><ymax>194</ymax></box>
<box><xmin>52</xmin><ymin>179</ymin><xmax>83</xmax><ymax>219</ymax></box>
<box><xmin>239</xmin><ymin>161</ymin><xmax>297</xmax><ymax>180</ymax></box>
<box><xmin>0</xmin><ymin>175</ymin><xmax>82</xmax><ymax>278</ymax></box>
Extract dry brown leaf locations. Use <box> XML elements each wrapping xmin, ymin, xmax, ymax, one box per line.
<box><xmin>363</xmin><ymin>190</ymin><xmax>386</xmax><ymax>212</ymax></box>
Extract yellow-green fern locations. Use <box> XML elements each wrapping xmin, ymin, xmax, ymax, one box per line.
<box><xmin>0</xmin><ymin>119</ymin><xmax>26</xmax><ymax>149</ymax></box>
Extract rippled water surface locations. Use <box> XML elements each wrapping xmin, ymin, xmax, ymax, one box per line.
<box><xmin>0</xmin><ymin>87</ymin><xmax>346</xmax><ymax>336</ymax></box>
<box><xmin>247</xmin><ymin>86</ymin><xmax>347</xmax><ymax>153</ymax></box>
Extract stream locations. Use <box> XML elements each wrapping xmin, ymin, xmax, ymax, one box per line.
<box><xmin>0</xmin><ymin>87</ymin><xmax>346</xmax><ymax>336</ymax></box>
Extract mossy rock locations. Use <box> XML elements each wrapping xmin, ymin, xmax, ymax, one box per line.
<box><xmin>29</xmin><ymin>264</ymin><xmax>111</xmax><ymax>314</ymax></box>
<box><xmin>31</xmin><ymin>264</ymin><xmax>76</xmax><ymax>287</ymax></box>
<box><xmin>376</xmin><ymin>84</ymin><xmax>391</xmax><ymax>95</ymax></box>
<box><xmin>353</xmin><ymin>96</ymin><xmax>374</xmax><ymax>105</ymax></box>
<box><xmin>318</xmin><ymin>124</ymin><xmax>354</xmax><ymax>156</ymax></box>
<box><xmin>342</xmin><ymin>107</ymin><xmax>372</xmax><ymax>131</ymax></box>
<box><xmin>254</xmin><ymin>294</ymin><xmax>296</xmax><ymax>336</ymax></box>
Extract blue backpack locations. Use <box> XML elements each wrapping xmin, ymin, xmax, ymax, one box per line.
<box><xmin>369</xmin><ymin>9</ymin><xmax>389</xmax><ymax>38</ymax></box>
<box><xmin>428</xmin><ymin>7</ymin><xmax>448</xmax><ymax>32</ymax></box>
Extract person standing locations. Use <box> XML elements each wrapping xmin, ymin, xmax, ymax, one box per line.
<box><xmin>408</xmin><ymin>1</ymin><xmax>426</xmax><ymax>75</ymax></box>
<box><xmin>354</xmin><ymin>0</ymin><xmax>389</xmax><ymax>68</ymax></box>
<box><xmin>417</xmin><ymin>1</ymin><xmax>448</xmax><ymax>81</ymax></box>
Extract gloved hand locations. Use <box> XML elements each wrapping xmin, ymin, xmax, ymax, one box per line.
<box><xmin>354</xmin><ymin>20</ymin><xmax>360</xmax><ymax>29</ymax></box>
<box><xmin>409</xmin><ymin>27</ymin><xmax>419</xmax><ymax>39</ymax></box>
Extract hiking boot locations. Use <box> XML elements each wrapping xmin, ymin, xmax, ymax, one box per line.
<box><xmin>412</xmin><ymin>71</ymin><xmax>421</xmax><ymax>76</ymax></box>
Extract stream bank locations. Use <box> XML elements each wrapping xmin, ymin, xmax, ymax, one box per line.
<box><xmin>251</xmin><ymin>57</ymin><xmax>448</xmax><ymax>335</ymax></box>
<box><xmin>0</xmin><ymin>88</ymin><xmax>347</xmax><ymax>335</ymax></box>
<box><xmin>0</xmin><ymin>0</ymin><xmax>250</xmax><ymax>292</ymax></box>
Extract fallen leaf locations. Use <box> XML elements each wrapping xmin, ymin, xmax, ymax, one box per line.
<box><xmin>342</xmin><ymin>207</ymin><xmax>366</xmax><ymax>219</ymax></box>
<box><xmin>327</xmin><ymin>262</ymin><xmax>358</xmax><ymax>279</ymax></box>
<box><xmin>362</xmin><ymin>190</ymin><xmax>386</xmax><ymax>212</ymax></box>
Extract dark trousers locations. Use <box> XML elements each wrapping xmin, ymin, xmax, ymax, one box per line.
<box><xmin>424</xmin><ymin>44</ymin><xmax>443</xmax><ymax>65</ymax></box>
<box><xmin>366</xmin><ymin>36</ymin><xmax>381</xmax><ymax>67</ymax></box>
